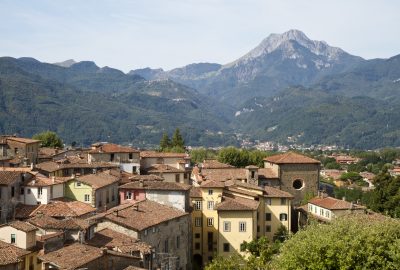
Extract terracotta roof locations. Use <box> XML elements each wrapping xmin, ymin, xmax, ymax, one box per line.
<box><xmin>225</xmin><ymin>186</ymin><xmax>260</xmax><ymax>198</ymax></box>
<box><xmin>200</xmin><ymin>180</ymin><xmax>225</xmax><ymax>188</ymax></box>
<box><xmin>309</xmin><ymin>196</ymin><xmax>365</xmax><ymax>210</ymax></box>
<box><xmin>38</xmin><ymin>147</ymin><xmax>67</xmax><ymax>158</ymax></box>
<box><xmin>128</xmin><ymin>174</ymin><xmax>164</xmax><ymax>182</ymax></box>
<box><xmin>123</xmin><ymin>266</ymin><xmax>147</xmax><ymax>270</ymax></box>
<box><xmin>75</xmin><ymin>171</ymin><xmax>119</xmax><ymax>189</ymax></box>
<box><xmin>190</xmin><ymin>187</ymin><xmax>202</xmax><ymax>198</ymax></box>
<box><xmin>200</xmin><ymin>168</ymin><xmax>246</xmax><ymax>182</ymax></box>
<box><xmin>6</xmin><ymin>137</ymin><xmax>40</xmax><ymax>144</ymax></box>
<box><xmin>16</xmin><ymin>198</ymin><xmax>96</xmax><ymax>219</ymax></box>
<box><xmin>28</xmin><ymin>215</ymin><xmax>92</xmax><ymax>230</ymax></box>
<box><xmin>258</xmin><ymin>168</ymin><xmax>279</xmax><ymax>179</ymax></box>
<box><xmin>140</xmin><ymin>151</ymin><xmax>188</xmax><ymax>158</ymax></box>
<box><xmin>39</xmin><ymin>243</ymin><xmax>104</xmax><ymax>270</ymax></box>
<box><xmin>119</xmin><ymin>181</ymin><xmax>191</xmax><ymax>191</ymax></box>
<box><xmin>264</xmin><ymin>186</ymin><xmax>294</xmax><ymax>198</ymax></box>
<box><xmin>215</xmin><ymin>196</ymin><xmax>259</xmax><ymax>211</ymax></box>
<box><xmin>0</xmin><ymin>241</ymin><xmax>30</xmax><ymax>265</ymax></box>
<box><xmin>23</xmin><ymin>173</ymin><xmax>66</xmax><ymax>187</ymax></box>
<box><xmin>0</xmin><ymin>171</ymin><xmax>21</xmax><ymax>186</ymax></box>
<box><xmin>263</xmin><ymin>152</ymin><xmax>320</xmax><ymax>164</ymax></box>
<box><xmin>102</xmin><ymin>200</ymin><xmax>188</xmax><ymax>231</ymax></box>
<box><xmin>145</xmin><ymin>164</ymin><xmax>184</xmax><ymax>173</ymax></box>
<box><xmin>87</xmin><ymin>228</ymin><xmax>152</xmax><ymax>254</ymax></box>
<box><xmin>89</xmin><ymin>143</ymin><xmax>139</xmax><ymax>154</ymax></box>
<box><xmin>35</xmin><ymin>160</ymin><xmax>117</xmax><ymax>172</ymax></box>
<box><xmin>6</xmin><ymin>220</ymin><xmax>37</xmax><ymax>232</ymax></box>
<box><xmin>201</xmin><ymin>159</ymin><xmax>234</xmax><ymax>169</ymax></box>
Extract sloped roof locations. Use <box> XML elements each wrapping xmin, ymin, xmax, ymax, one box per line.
<box><xmin>128</xmin><ymin>174</ymin><xmax>164</xmax><ymax>182</ymax></box>
<box><xmin>76</xmin><ymin>171</ymin><xmax>119</xmax><ymax>189</ymax></box>
<box><xmin>35</xmin><ymin>160</ymin><xmax>117</xmax><ymax>172</ymax></box>
<box><xmin>309</xmin><ymin>196</ymin><xmax>365</xmax><ymax>210</ymax></box>
<box><xmin>0</xmin><ymin>241</ymin><xmax>30</xmax><ymax>265</ymax></box>
<box><xmin>215</xmin><ymin>196</ymin><xmax>259</xmax><ymax>211</ymax></box>
<box><xmin>140</xmin><ymin>151</ymin><xmax>188</xmax><ymax>158</ymax></box>
<box><xmin>89</xmin><ymin>143</ymin><xmax>139</xmax><ymax>153</ymax></box>
<box><xmin>119</xmin><ymin>181</ymin><xmax>191</xmax><ymax>191</ymax></box>
<box><xmin>201</xmin><ymin>159</ymin><xmax>234</xmax><ymax>169</ymax></box>
<box><xmin>200</xmin><ymin>180</ymin><xmax>225</xmax><ymax>188</ymax></box>
<box><xmin>6</xmin><ymin>137</ymin><xmax>40</xmax><ymax>144</ymax></box>
<box><xmin>15</xmin><ymin>198</ymin><xmax>96</xmax><ymax>219</ymax></box>
<box><xmin>28</xmin><ymin>215</ymin><xmax>92</xmax><ymax>230</ymax></box>
<box><xmin>190</xmin><ymin>187</ymin><xmax>202</xmax><ymax>198</ymax></box>
<box><xmin>39</xmin><ymin>243</ymin><xmax>104</xmax><ymax>270</ymax></box>
<box><xmin>6</xmin><ymin>220</ymin><xmax>37</xmax><ymax>232</ymax></box>
<box><xmin>145</xmin><ymin>164</ymin><xmax>184</xmax><ymax>173</ymax></box>
<box><xmin>263</xmin><ymin>152</ymin><xmax>320</xmax><ymax>164</ymax></box>
<box><xmin>87</xmin><ymin>228</ymin><xmax>152</xmax><ymax>254</ymax></box>
<box><xmin>0</xmin><ymin>171</ymin><xmax>21</xmax><ymax>186</ymax></box>
<box><xmin>264</xmin><ymin>186</ymin><xmax>294</xmax><ymax>198</ymax></box>
<box><xmin>102</xmin><ymin>200</ymin><xmax>188</xmax><ymax>231</ymax></box>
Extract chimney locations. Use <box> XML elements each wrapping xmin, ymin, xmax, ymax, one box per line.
<box><xmin>139</xmin><ymin>180</ymin><xmax>144</xmax><ymax>188</ymax></box>
<box><xmin>52</xmin><ymin>176</ymin><xmax>55</xmax><ymax>184</ymax></box>
<box><xmin>133</xmin><ymin>204</ymin><xmax>139</xmax><ymax>211</ymax></box>
<box><xmin>70</xmin><ymin>174</ymin><xmax>75</xmax><ymax>179</ymax></box>
<box><xmin>342</xmin><ymin>197</ymin><xmax>346</xmax><ymax>201</ymax></box>
<box><xmin>30</xmin><ymin>163</ymin><xmax>34</xmax><ymax>170</ymax></box>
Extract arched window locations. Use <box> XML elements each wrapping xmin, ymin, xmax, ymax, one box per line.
<box><xmin>293</xmin><ymin>179</ymin><xmax>303</xmax><ymax>190</ymax></box>
<box><xmin>279</xmin><ymin>213</ymin><xmax>288</xmax><ymax>221</ymax></box>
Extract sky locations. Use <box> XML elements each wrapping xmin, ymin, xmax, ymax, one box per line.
<box><xmin>1</xmin><ymin>0</ymin><xmax>399</xmax><ymax>72</ymax></box>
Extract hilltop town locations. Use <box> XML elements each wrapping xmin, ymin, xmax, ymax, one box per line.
<box><xmin>0</xmin><ymin>134</ymin><xmax>398</xmax><ymax>270</ymax></box>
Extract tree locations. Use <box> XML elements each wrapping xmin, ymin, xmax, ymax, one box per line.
<box><xmin>340</xmin><ymin>171</ymin><xmax>362</xmax><ymax>182</ymax></box>
<box><xmin>171</xmin><ymin>128</ymin><xmax>185</xmax><ymax>149</ymax></box>
<box><xmin>368</xmin><ymin>172</ymin><xmax>400</xmax><ymax>218</ymax></box>
<box><xmin>272</xmin><ymin>215</ymin><xmax>400</xmax><ymax>269</ymax></box>
<box><xmin>159</xmin><ymin>132</ymin><xmax>171</xmax><ymax>151</ymax></box>
<box><xmin>32</xmin><ymin>131</ymin><xmax>63</xmax><ymax>148</ymax></box>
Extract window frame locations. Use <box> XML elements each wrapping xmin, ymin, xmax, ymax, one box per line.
<box><xmin>279</xmin><ymin>213</ymin><xmax>288</xmax><ymax>221</ymax></box>
<box><xmin>207</xmin><ymin>201</ymin><xmax>214</xmax><ymax>210</ymax></box>
<box><xmin>223</xmin><ymin>221</ymin><xmax>231</xmax><ymax>232</ymax></box>
<box><xmin>207</xmin><ymin>218</ymin><xmax>214</xmax><ymax>227</ymax></box>
<box><xmin>239</xmin><ymin>221</ymin><xmax>246</xmax><ymax>232</ymax></box>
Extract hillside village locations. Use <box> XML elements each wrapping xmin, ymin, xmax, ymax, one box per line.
<box><xmin>0</xmin><ymin>134</ymin><xmax>391</xmax><ymax>270</ymax></box>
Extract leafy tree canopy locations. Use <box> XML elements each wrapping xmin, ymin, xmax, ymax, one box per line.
<box><xmin>272</xmin><ymin>215</ymin><xmax>400</xmax><ymax>270</ymax></box>
<box><xmin>32</xmin><ymin>131</ymin><xmax>63</xmax><ymax>148</ymax></box>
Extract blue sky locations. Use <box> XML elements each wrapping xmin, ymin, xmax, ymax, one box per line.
<box><xmin>1</xmin><ymin>0</ymin><xmax>399</xmax><ymax>72</ymax></box>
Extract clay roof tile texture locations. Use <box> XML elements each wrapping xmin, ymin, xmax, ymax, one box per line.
<box><xmin>309</xmin><ymin>196</ymin><xmax>365</xmax><ymax>210</ymax></box>
<box><xmin>263</xmin><ymin>152</ymin><xmax>320</xmax><ymax>164</ymax></box>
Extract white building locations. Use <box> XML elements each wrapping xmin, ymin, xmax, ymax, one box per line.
<box><xmin>20</xmin><ymin>173</ymin><xmax>65</xmax><ymax>205</ymax></box>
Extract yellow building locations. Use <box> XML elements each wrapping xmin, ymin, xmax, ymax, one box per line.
<box><xmin>190</xmin><ymin>179</ymin><xmax>293</xmax><ymax>267</ymax></box>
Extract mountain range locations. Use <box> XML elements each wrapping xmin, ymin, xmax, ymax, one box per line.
<box><xmin>1</xmin><ymin>29</ymin><xmax>400</xmax><ymax>149</ymax></box>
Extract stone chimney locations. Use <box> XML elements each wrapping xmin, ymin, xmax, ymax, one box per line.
<box><xmin>139</xmin><ymin>179</ymin><xmax>144</xmax><ymax>188</ymax></box>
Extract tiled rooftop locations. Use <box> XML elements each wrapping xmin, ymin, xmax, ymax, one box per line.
<box><xmin>119</xmin><ymin>180</ymin><xmax>191</xmax><ymax>191</ymax></box>
<box><xmin>76</xmin><ymin>170</ymin><xmax>120</xmax><ymax>189</ymax></box>
<box><xmin>140</xmin><ymin>151</ymin><xmax>188</xmax><ymax>158</ymax></box>
<box><xmin>89</xmin><ymin>143</ymin><xmax>139</xmax><ymax>154</ymax></box>
<box><xmin>0</xmin><ymin>241</ymin><xmax>31</xmax><ymax>265</ymax></box>
<box><xmin>309</xmin><ymin>196</ymin><xmax>365</xmax><ymax>210</ymax></box>
<box><xmin>264</xmin><ymin>152</ymin><xmax>320</xmax><ymax>164</ymax></box>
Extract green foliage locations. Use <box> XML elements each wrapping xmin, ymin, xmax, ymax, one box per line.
<box><xmin>217</xmin><ymin>147</ymin><xmax>273</xmax><ymax>167</ymax></box>
<box><xmin>368</xmin><ymin>172</ymin><xmax>400</xmax><ymax>218</ymax></box>
<box><xmin>190</xmin><ymin>148</ymin><xmax>217</xmax><ymax>164</ymax></box>
<box><xmin>273</xmin><ymin>225</ymin><xmax>290</xmax><ymax>243</ymax></box>
<box><xmin>159</xmin><ymin>132</ymin><xmax>171</xmax><ymax>151</ymax></box>
<box><xmin>324</xmin><ymin>161</ymin><xmax>341</xmax><ymax>169</ymax></box>
<box><xmin>340</xmin><ymin>171</ymin><xmax>362</xmax><ymax>182</ymax></box>
<box><xmin>32</xmin><ymin>130</ymin><xmax>63</xmax><ymax>148</ymax></box>
<box><xmin>171</xmin><ymin>128</ymin><xmax>185</xmax><ymax>149</ymax></box>
<box><xmin>333</xmin><ymin>187</ymin><xmax>371</xmax><ymax>205</ymax></box>
<box><xmin>272</xmin><ymin>215</ymin><xmax>400</xmax><ymax>270</ymax></box>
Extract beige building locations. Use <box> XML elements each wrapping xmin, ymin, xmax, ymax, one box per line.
<box><xmin>88</xmin><ymin>143</ymin><xmax>141</xmax><ymax>174</ymax></box>
<box><xmin>190</xmin><ymin>179</ymin><xmax>293</xmax><ymax>267</ymax></box>
<box><xmin>304</xmin><ymin>195</ymin><xmax>366</xmax><ymax>222</ymax></box>
<box><xmin>0</xmin><ymin>136</ymin><xmax>41</xmax><ymax>165</ymax></box>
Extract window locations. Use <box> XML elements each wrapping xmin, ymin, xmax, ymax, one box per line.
<box><xmin>152</xmin><ymin>227</ymin><xmax>157</xmax><ymax>233</ymax></box>
<box><xmin>195</xmin><ymin>242</ymin><xmax>200</xmax><ymax>250</ymax></box>
<box><xmin>129</xmin><ymin>153</ymin><xmax>133</xmax><ymax>159</ymax></box>
<box><xmin>195</xmin><ymin>233</ymin><xmax>200</xmax><ymax>239</ymax></box>
<box><xmin>126</xmin><ymin>191</ymin><xmax>132</xmax><ymax>200</ymax></box>
<box><xmin>257</xmin><ymin>225</ymin><xmax>260</xmax><ymax>232</ymax></box>
<box><xmin>11</xmin><ymin>234</ymin><xmax>16</xmax><ymax>244</ymax></box>
<box><xmin>20</xmin><ymin>187</ymin><xmax>24</xmax><ymax>195</ymax></box>
<box><xmin>309</xmin><ymin>205</ymin><xmax>313</xmax><ymax>212</ymax></box>
<box><xmin>164</xmin><ymin>239</ymin><xmax>169</xmax><ymax>253</ymax></box>
<box><xmin>251</xmin><ymin>171</ymin><xmax>255</xmax><ymax>179</ymax></box>
<box><xmin>208</xmin><ymin>189</ymin><xmax>213</xmax><ymax>195</ymax></box>
<box><xmin>175</xmin><ymin>174</ymin><xmax>180</xmax><ymax>183</ymax></box>
<box><xmin>27</xmin><ymin>189</ymin><xmax>31</xmax><ymax>194</ymax></box>
<box><xmin>195</xmin><ymin>218</ymin><xmax>202</xmax><ymax>227</ymax></box>
<box><xmin>223</xmin><ymin>221</ymin><xmax>231</xmax><ymax>232</ymax></box>
<box><xmin>320</xmin><ymin>209</ymin><xmax>324</xmax><ymax>216</ymax></box>
<box><xmin>239</xmin><ymin>222</ymin><xmax>246</xmax><ymax>232</ymax></box>
<box><xmin>84</xmin><ymin>194</ymin><xmax>90</xmax><ymax>202</ymax></box>
<box><xmin>280</xmin><ymin>213</ymin><xmax>288</xmax><ymax>221</ymax></box>
<box><xmin>265</xmin><ymin>198</ymin><xmax>272</xmax><ymax>205</ymax></box>
<box><xmin>207</xmin><ymin>218</ymin><xmax>214</xmax><ymax>227</ymax></box>
<box><xmin>326</xmin><ymin>211</ymin><xmax>330</xmax><ymax>218</ymax></box>
<box><xmin>110</xmin><ymin>153</ymin><xmax>115</xmax><ymax>161</ymax></box>
<box><xmin>156</xmin><ymin>157</ymin><xmax>163</xmax><ymax>164</ymax></box>
<box><xmin>266</xmin><ymin>225</ymin><xmax>271</xmax><ymax>232</ymax></box>
<box><xmin>176</xmin><ymin>236</ymin><xmax>180</xmax><ymax>249</ymax></box>
<box><xmin>293</xmin><ymin>179</ymin><xmax>303</xmax><ymax>190</ymax></box>
<box><xmin>265</xmin><ymin>213</ymin><xmax>272</xmax><ymax>221</ymax></box>
<box><xmin>280</xmin><ymin>198</ymin><xmax>287</xmax><ymax>205</ymax></box>
<box><xmin>38</xmin><ymin>187</ymin><xmax>43</xmax><ymax>198</ymax></box>
<box><xmin>194</xmin><ymin>200</ymin><xmax>202</xmax><ymax>210</ymax></box>
<box><xmin>207</xmin><ymin>201</ymin><xmax>214</xmax><ymax>210</ymax></box>
<box><xmin>11</xmin><ymin>186</ymin><xmax>15</xmax><ymax>197</ymax></box>
<box><xmin>223</xmin><ymin>243</ymin><xmax>230</xmax><ymax>252</ymax></box>
<box><xmin>144</xmin><ymin>229</ymin><xmax>148</xmax><ymax>236</ymax></box>
<box><xmin>76</xmin><ymin>181</ymin><xmax>81</xmax><ymax>187</ymax></box>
